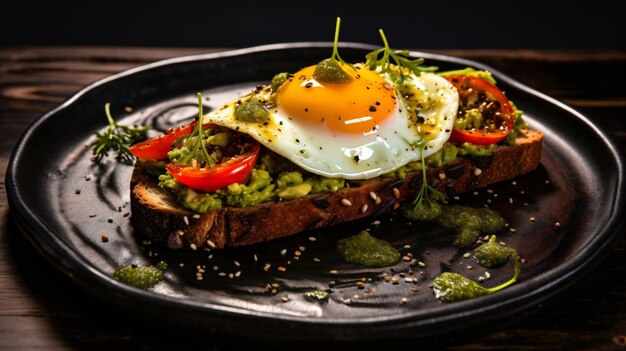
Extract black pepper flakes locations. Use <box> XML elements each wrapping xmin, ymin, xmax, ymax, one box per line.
<box><xmin>75</xmin><ymin>189</ymin><xmax>81</xmax><ymax>194</ymax></box>
<box><xmin>305</xmin><ymin>82</ymin><xmax>313</xmax><ymax>88</ymax></box>
<box><xmin>369</xmin><ymin>106</ymin><xmax>377</xmax><ymax>112</ymax></box>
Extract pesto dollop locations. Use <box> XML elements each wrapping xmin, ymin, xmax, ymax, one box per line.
<box><xmin>234</xmin><ymin>97</ymin><xmax>269</xmax><ymax>123</ymax></box>
<box><xmin>432</xmin><ymin>246</ymin><xmax>520</xmax><ymax>302</ymax></box>
<box><xmin>432</xmin><ymin>272</ymin><xmax>489</xmax><ymax>302</ymax></box>
<box><xmin>402</xmin><ymin>201</ymin><xmax>442</xmax><ymax>221</ymax></box>
<box><xmin>271</xmin><ymin>72</ymin><xmax>290</xmax><ymax>92</ymax></box>
<box><xmin>435</xmin><ymin>205</ymin><xmax>506</xmax><ymax>248</ymax></box>
<box><xmin>473</xmin><ymin>235</ymin><xmax>514</xmax><ymax>268</ymax></box>
<box><xmin>313</xmin><ymin>58</ymin><xmax>352</xmax><ymax>84</ymax></box>
<box><xmin>304</xmin><ymin>290</ymin><xmax>330</xmax><ymax>302</ymax></box>
<box><xmin>336</xmin><ymin>231</ymin><xmax>400</xmax><ymax>267</ymax></box>
<box><xmin>113</xmin><ymin>262</ymin><xmax>166</xmax><ymax>290</ymax></box>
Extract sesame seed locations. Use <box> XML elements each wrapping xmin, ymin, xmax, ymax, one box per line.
<box><xmin>373</xmin><ymin>220</ymin><xmax>381</xmax><ymax>225</ymax></box>
<box><xmin>474</xmin><ymin>168</ymin><xmax>482</xmax><ymax>176</ymax></box>
<box><xmin>509</xmin><ymin>197</ymin><xmax>514</xmax><ymax>204</ymax></box>
<box><xmin>234</xmin><ymin>261</ymin><xmax>240</xmax><ymax>267</ymax></box>
<box><xmin>404</xmin><ymin>277</ymin><xmax>414</xmax><ymax>283</ymax></box>
<box><xmin>342</xmin><ymin>298</ymin><xmax>351</xmax><ymax>304</ymax></box>
<box><xmin>253</xmin><ymin>254</ymin><xmax>258</xmax><ymax>262</ymax></box>
<box><xmin>402</xmin><ymin>255</ymin><xmax>412</xmax><ymax>262</ymax></box>
<box><xmin>361</xmin><ymin>204</ymin><xmax>368</xmax><ymax>213</ymax></box>
<box><xmin>208</xmin><ymin>254</ymin><xmax>213</xmax><ymax>259</ymax></box>
<box><xmin>192</xmin><ymin>214</ymin><xmax>200</xmax><ymax>219</ymax></box>
<box><xmin>177</xmin><ymin>230</ymin><xmax>184</xmax><ymax>236</ymax></box>
<box><xmin>218</xmin><ymin>272</ymin><xmax>226</xmax><ymax>277</ymax></box>
<box><xmin>487</xmin><ymin>199</ymin><xmax>492</xmax><ymax>204</ymax></box>
<box><xmin>124</xmin><ymin>106</ymin><xmax>133</xmax><ymax>112</ymax></box>
<box><xmin>263</xmin><ymin>263</ymin><xmax>271</xmax><ymax>271</ymax></box>
<box><xmin>280</xmin><ymin>249</ymin><xmax>287</xmax><ymax>256</ymax></box>
<box><xmin>512</xmin><ymin>181</ymin><xmax>517</xmax><ymax>185</ymax></box>
<box><xmin>196</xmin><ymin>276</ymin><xmax>203</xmax><ymax>281</ymax></box>
<box><xmin>329</xmin><ymin>281</ymin><xmax>336</xmax><ymax>287</ymax></box>
<box><xmin>206</xmin><ymin>240</ymin><xmax>216</xmax><ymax>248</ymax></box>
<box><xmin>271</xmin><ymin>288</ymin><xmax>278</xmax><ymax>295</ymax></box>
<box><xmin>463</xmin><ymin>252</ymin><xmax>471</xmax><ymax>258</ymax></box>
<box><xmin>473</xmin><ymin>191</ymin><xmax>479</xmax><ymax>195</ymax></box>
<box><xmin>401</xmin><ymin>297</ymin><xmax>408</xmax><ymax>304</ymax></box>
<box><xmin>353</xmin><ymin>294</ymin><xmax>360</xmax><ymax>299</ymax></box>
<box><xmin>555</xmin><ymin>222</ymin><xmax>561</xmax><ymax>228</ymax></box>
<box><xmin>341</xmin><ymin>198</ymin><xmax>352</xmax><ymax>206</ymax></box>
<box><xmin>438</xmin><ymin>172</ymin><xmax>446</xmax><ymax>180</ymax></box>
<box><xmin>530</xmin><ymin>217</ymin><xmax>536</xmax><ymax>222</ymax></box>
<box><xmin>179</xmin><ymin>263</ymin><xmax>184</xmax><ymax>267</ymax></box>
<box><xmin>509</xmin><ymin>228</ymin><xmax>517</xmax><ymax>233</ymax></box>
<box><xmin>453</xmin><ymin>196</ymin><xmax>460</xmax><ymax>201</ymax></box>
<box><xmin>545</xmin><ymin>180</ymin><xmax>550</xmax><ymax>184</ymax></box>
<box><xmin>391</xmin><ymin>276</ymin><xmax>400</xmax><ymax>284</ymax></box>
<box><xmin>410</xmin><ymin>287</ymin><xmax>420</xmax><ymax>292</ymax></box>
<box><xmin>313</xmin><ymin>257</ymin><xmax>320</xmax><ymax>262</ymax></box>
<box><xmin>190</xmin><ymin>243</ymin><xmax>197</xmax><ymax>250</ymax></box>
<box><xmin>295</xmin><ymin>250</ymin><xmax>302</xmax><ymax>257</ymax></box>
<box><xmin>417</xmin><ymin>261</ymin><xmax>426</xmax><ymax>268</ymax></box>
<box><xmin>356</xmin><ymin>281</ymin><xmax>365</xmax><ymax>288</ymax></box>
<box><xmin>485</xmin><ymin>272</ymin><xmax>491</xmax><ymax>279</ymax></box>
<box><xmin>309</xmin><ymin>236</ymin><xmax>317</xmax><ymax>242</ymax></box>
<box><xmin>370</xmin><ymin>191</ymin><xmax>377</xmax><ymax>200</ymax></box>
<box><xmin>277</xmin><ymin>266</ymin><xmax>286</xmax><ymax>272</ymax></box>
<box><xmin>183</xmin><ymin>216</ymin><xmax>189</xmax><ymax>225</ymax></box>
<box><xmin>329</xmin><ymin>269</ymin><xmax>338</xmax><ymax>275</ymax></box>
<box><xmin>299</xmin><ymin>246</ymin><xmax>306</xmax><ymax>251</ymax></box>
<box><xmin>393</xmin><ymin>187</ymin><xmax>400</xmax><ymax>199</ymax></box>
<box><xmin>100</xmin><ymin>234</ymin><xmax>109</xmax><ymax>243</ymax></box>
<box><xmin>375</xmin><ymin>196</ymin><xmax>381</xmax><ymax>205</ymax></box>
<box><xmin>499</xmin><ymin>241</ymin><xmax>507</xmax><ymax>246</ymax></box>
<box><xmin>213</xmin><ymin>266</ymin><xmax>218</xmax><ymax>271</ymax></box>
<box><xmin>466</xmin><ymin>265</ymin><xmax>473</xmax><ymax>271</ymax></box>
<box><xmin>478</xmin><ymin>276</ymin><xmax>485</xmax><ymax>282</ymax></box>
<box><xmin>281</xmin><ymin>295</ymin><xmax>289</xmax><ymax>302</ymax></box>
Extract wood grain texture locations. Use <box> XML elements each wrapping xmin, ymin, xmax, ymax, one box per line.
<box><xmin>1</xmin><ymin>47</ymin><xmax>625</xmax><ymax>350</ymax></box>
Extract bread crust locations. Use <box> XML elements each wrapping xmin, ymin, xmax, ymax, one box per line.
<box><xmin>131</xmin><ymin>130</ymin><xmax>543</xmax><ymax>249</ymax></box>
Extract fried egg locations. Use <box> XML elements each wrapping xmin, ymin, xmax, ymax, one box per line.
<box><xmin>203</xmin><ymin>63</ymin><xmax>458</xmax><ymax>180</ymax></box>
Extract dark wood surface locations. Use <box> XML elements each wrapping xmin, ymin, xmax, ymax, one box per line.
<box><xmin>0</xmin><ymin>47</ymin><xmax>625</xmax><ymax>350</ymax></box>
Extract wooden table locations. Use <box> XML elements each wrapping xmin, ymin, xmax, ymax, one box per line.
<box><xmin>1</xmin><ymin>47</ymin><xmax>625</xmax><ymax>350</ymax></box>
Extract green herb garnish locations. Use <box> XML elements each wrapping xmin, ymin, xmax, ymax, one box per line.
<box><xmin>432</xmin><ymin>251</ymin><xmax>520</xmax><ymax>302</ymax></box>
<box><xmin>92</xmin><ymin>103</ymin><xmax>149</xmax><ymax>162</ymax></box>
<box><xmin>170</xmin><ymin>93</ymin><xmax>212</xmax><ymax>165</ymax></box>
<box><xmin>365</xmin><ymin>29</ymin><xmax>437</xmax><ymax>83</ymax></box>
<box><xmin>402</xmin><ymin>142</ymin><xmax>446</xmax><ymax>221</ymax></box>
<box><xmin>313</xmin><ymin>17</ymin><xmax>353</xmax><ymax>84</ymax></box>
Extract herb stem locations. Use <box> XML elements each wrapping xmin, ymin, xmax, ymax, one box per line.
<box><xmin>197</xmin><ymin>92</ymin><xmax>212</xmax><ymax>165</ymax></box>
<box><xmin>485</xmin><ymin>253</ymin><xmax>520</xmax><ymax>293</ymax></box>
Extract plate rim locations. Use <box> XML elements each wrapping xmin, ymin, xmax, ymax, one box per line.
<box><xmin>5</xmin><ymin>42</ymin><xmax>625</xmax><ymax>336</ymax></box>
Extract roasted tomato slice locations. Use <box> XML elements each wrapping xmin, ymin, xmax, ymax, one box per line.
<box><xmin>130</xmin><ymin>121</ymin><xmax>212</xmax><ymax>161</ymax></box>
<box><xmin>445</xmin><ymin>74</ymin><xmax>515</xmax><ymax>146</ymax></box>
<box><xmin>165</xmin><ymin>140</ymin><xmax>260</xmax><ymax>193</ymax></box>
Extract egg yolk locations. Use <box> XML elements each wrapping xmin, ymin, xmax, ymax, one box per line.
<box><xmin>276</xmin><ymin>64</ymin><xmax>397</xmax><ymax>134</ymax></box>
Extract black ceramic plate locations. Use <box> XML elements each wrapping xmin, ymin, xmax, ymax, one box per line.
<box><xmin>6</xmin><ymin>43</ymin><xmax>625</xmax><ymax>341</ymax></box>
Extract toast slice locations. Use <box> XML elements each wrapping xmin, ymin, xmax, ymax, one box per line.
<box><xmin>130</xmin><ymin>130</ymin><xmax>543</xmax><ymax>249</ymax></box>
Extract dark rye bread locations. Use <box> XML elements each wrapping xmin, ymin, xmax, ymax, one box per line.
<box><xmin>131</xmin><ymin>130</ymin><xmax>543</xmax><ymax>249</ymax></box>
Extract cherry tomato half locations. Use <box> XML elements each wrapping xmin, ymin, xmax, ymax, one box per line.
<box><xmin>165</xmin><ymin>141</ymin><xmax>260</xmax><ymax>193</ymax></box>
<box><xmin>130</xmin><ymin>121</ymin><xmax>212</xmax><ymax>161</ymax></box>
<box><xmin>445</xmin><ymin>74</ymin><xmax>515</xmax><ymax>146</ymax></box>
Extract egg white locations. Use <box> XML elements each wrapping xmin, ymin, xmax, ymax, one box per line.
<box><xmin>203</xmin><ymin>72</ymin><xmax>458</xmax><ymax>180</ymax></box>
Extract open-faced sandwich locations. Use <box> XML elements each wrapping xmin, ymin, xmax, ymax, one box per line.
<box><xmin>128</xmin><ymin>25</ymin><xmax>542</xmax><ymax>250</ymax></box>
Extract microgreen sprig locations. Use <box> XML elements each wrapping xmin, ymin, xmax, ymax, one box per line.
<box><xmin>413</xmin><ymin>141</ymin><xmax>446</xmax><ymax>208</ymax></box>
<box><xmin>92</xmin><ymin>103</ymin><xmax>149</xmax><ymax>163</ymax></box>
<box><xmin>329</xmin><ymin>17</ymin><xmax>351</xmax><ymax>68</ymax></box>
<box><xmin>174</xmin><ymin>92</ymin><xmax>213</xmax><ymax>165</ymax></box>
<box><xmin>365</xmin><ymin>29</ymin><xmax>437</xmax><ymax>82</ymax></box>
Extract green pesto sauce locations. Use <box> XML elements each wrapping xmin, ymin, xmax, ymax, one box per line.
<box><xmin>271</xmin><ymin>72</ymin><xmax>290</xmax><ymax>92</ymax></box>
<box><xmin>336</xmin><ymin>231</ymin><xmax>401</xmax><ymax>268</ymax></box>
<box><xmin>435</xmin><ymin>205</ymin><xmax>505</xmax><ymax>247</ymax></box>
<box><xmin>113</xmin><ymin>262</ymin><xmax>166</xmax><ymax>290</ymax></box>
<box><xmin>313</xmin><ymin>58</ymin><xmax>352</xmax><ymax>84</ymax></box>
<box><xmin>304</xmin><ymin>290</ymin><xmax>330</xmax><ymax>302</ymax></box>
<box><xmin>402</xmin><ymin>201</ymin><xmax>442</xmax><ymax>221</ymax></box>
<box><xmin>473</xmin><ymin>236</ymin><xmax>514</xmax><ymax>268</ymax></box>
<box><xmin>431</xmin><ymin>272</ymin><xmax>489</xmax><ymax>302</ymax></box>
<box><xmin>235</xmin><ymin>97</ymin><xmax>269</xmax><ymax>123</ymax></box>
